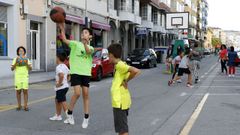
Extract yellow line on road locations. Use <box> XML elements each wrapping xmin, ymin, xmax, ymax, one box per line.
<box><xmin>0</xmin><ymin>90</ymin><xmax>74</xmax><ymax>113</ymax></box>
<box><xmin>179</xmin><ymin>93</ymin><xmax>209</xmax><ymax>135</ymax></box>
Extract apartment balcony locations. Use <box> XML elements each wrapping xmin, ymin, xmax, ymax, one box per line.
<box><xmin>119</xmin><ymin>10</ymin><xmax>135</xmax><ymax>22</ymax></box>
<box><xmin>141</xmin><ymin>20</ymin><xmax>153</xmax><ymax>29</ymax></box>
<box><xmin>109</xmin><ymin>9</ymin><xmax>118</xmax><ymax>19</ymax></box>
<box><xmin>159</xmin><ymin>2</ymin><xmax>171</xmax><ymax>12</ymax></box>
<box><xmin>151</xmin><ymin>24</ymin><xmax>166</xmax><ymax>33</ymax></box>
<box><xmin>134</xmin><ymin>15</ymin><xmax>142</xmax><ymax>25</ymax></box>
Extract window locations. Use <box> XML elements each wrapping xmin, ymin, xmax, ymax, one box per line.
<box><xmin>0</xmin><ymin>22</ymin><xmax>7</xmax><ymax>56</ymax></box>
<box><xmin>0</xmin><ymin>6</ymin><xmax>7</xmax><ymax>56</ymax></box>
<box><xmin>141</xmin><ymin>4</ymin><xmax>148</xmax><ymax>20</ymax></box>
<box><xmin>152</xmin><ymin>10</ymin><xmax>158</xmax><ymax>25</ymax></box>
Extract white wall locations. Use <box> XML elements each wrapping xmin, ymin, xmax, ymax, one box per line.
<box><xmin>58</xmin><ymin>0</ymin><xmax>85</xmax><ymax>9</ymax></box>
<box><xmin>87</xmin><ymin>0</ymin><xmax>108</xmax><ymax>16</ymax></box>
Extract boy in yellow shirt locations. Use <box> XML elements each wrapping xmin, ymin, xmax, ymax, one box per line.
<box><xmin>107</xmin><ymin>43</ymin><xmax>141</xmax><ymax>135</ymax></box>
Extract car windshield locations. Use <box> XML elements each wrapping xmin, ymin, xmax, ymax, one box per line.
<box><xmin>132</xmin><ymin>49</ymin><xmax>149</xmax><ymax>56</ymax></box>
<box><xmin>92</xmin><ymin>50</ymin><xmax>101</xmax><ymax>58</ymax></box>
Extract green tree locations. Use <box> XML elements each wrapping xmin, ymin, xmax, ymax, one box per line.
<box><xmin>212</xmin><ymin>38</ymin><xmax>222</xmax><ymax>48</ymax></box>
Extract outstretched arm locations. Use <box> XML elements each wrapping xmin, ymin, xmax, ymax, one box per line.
<box><xmin>58</xmin><ymin>23</ymin><xmax>70</xmax><ymax>46</ymax></box>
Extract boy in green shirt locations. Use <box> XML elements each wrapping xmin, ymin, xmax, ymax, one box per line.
<box><xmin>58</xmin><ymin>23</ymin><xmax>94</xmax><ymax>128</ymax></box>
<box><xmin>107</xmin><ymin>43</ymin><xmax>141</xmax><ymax>135</ymax></box>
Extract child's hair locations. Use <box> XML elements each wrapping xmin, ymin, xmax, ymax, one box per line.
<box><xmin>82</xmin><ymin>27</ymin><xmax>93</xmax><ymax>35</ymax></box>
<box><xmin>221</xmin><ymin>44</ymin><xmax>227</xmax><ymax>50</ymax></box>
<box><xmin>16</xmin><ymin>46</ymin><xmax>26</xmax><ymax>56</ymax></box>
<box><xmin>57</xmin><ymin>53</ymin><xmax>67</xmax><ymax>62</ymax></box>
<box><xmin>107</xmin><ymin>43</ymin><xmax>122</xmax><ymax>59</ymax></box>
<box><xmin>230</xmin><ymin>46</ymin><xmax>234</xmax><ymax>52</ymax></box>
<box><xmin>185</xmin><ymin>47</ymin><xmax>191</xmax><ymax>55</ymax></box>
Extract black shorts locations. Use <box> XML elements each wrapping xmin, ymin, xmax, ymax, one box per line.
<box><xmin>70</xmin><ymin>74</ymin><xmax>90</xmax><ymax>87</ymax></box>
<box><xmin>56</xmin><ymin>88</ymin><xmax>69</xmax><ymax>102</ymax></box>
<box><xmin>113</xmin><ymin>108</ymin><xmax>129</xmax><ymax>133</ymax></box>
<box><xmin>178</xmin><ymin>68</ymin><xmax>191</xmax><ymax>76</ymax></box>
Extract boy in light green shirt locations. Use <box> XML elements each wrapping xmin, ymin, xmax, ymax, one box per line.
<box><xmin>58</xmin><ymin>23</ymin><xmax>94</xmax><ymax>128</ymax></box>
<box><xmin>107</xmin><ymin>43</ymin><xmax>141</xmax><ymax>135</ymax></box>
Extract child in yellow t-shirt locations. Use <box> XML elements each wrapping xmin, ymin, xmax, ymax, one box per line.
<box><xmin>107</xmin><ymin>43</ymin><xmax>141</xmax><ymax>135</ymax></box>
<box><xmin>11</xmin><ymin>46</ymin><xmax>32</xmax><ymax>111</ymax></box>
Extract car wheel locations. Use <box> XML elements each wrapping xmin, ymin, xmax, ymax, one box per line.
<box><xmin>148</xmin><ymin>61</ymin><xmax>152</xmax><ymax>68</ymax></box>
<box><xmin>154</xmin><ymin>63</ymin><xmax>157</xmax><ymax>67</ymax></box>
<box><xmin>96</xmin><ymin>68</ymin><xmax>102</xmax><ymax>81</ymax></box>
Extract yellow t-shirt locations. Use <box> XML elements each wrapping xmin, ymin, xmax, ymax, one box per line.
<box><xmin>111</xmin><ymin>61</ymin><xmax>131</xmax><ymax>110</ymax></box>
<box><xmin>12</xmin><ymin>58</ymin><xmax>31</xmax><ymax>84</ymax></box>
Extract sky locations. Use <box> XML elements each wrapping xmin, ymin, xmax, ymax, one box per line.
<box><xmin>208</xmin><ymin>0</ymin><xmax>240</xmax><ymax>31</ymax></box>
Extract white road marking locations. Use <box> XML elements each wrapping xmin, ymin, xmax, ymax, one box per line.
<box><xmin>180</xmin><ymin>92</ymin><xmax>187</xmax><ymax>97</ymax></box>
<box><xmin>151</xmin><ymin>118</ymin><xmax>160</xmax><ymax>125</ymax></box>
<box><xmin>179</xmin><ymin>93</ymin><xmax>209</xmax><ymax>135</ymax></box>
<box><xmin>200</xmin><ymin>75</ymin><xmax>205</xmax><ymax>78</ymax></box>
<box><xmin>180</xmin><ymin>93</ymin><xmax>240</xmax><ymax>96</ymax></box>
<box><xmin>199</xmin><ymin>86</ymin><xmax>240</xmax><ymax>88</ymax></box>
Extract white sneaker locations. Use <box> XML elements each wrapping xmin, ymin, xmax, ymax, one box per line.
<box><xmin>82</xmin><ymin>118</ymin><xmax>89</xmax><ymax>129</ymax></box>
<box><xmin>64</xmin><ymin>114</ymin><xmax>75</xmax><ymax>125</ymax></box>
<box><xmin>228</xmin><ymin>75</ymin><xmax>232</xmax><ymax>77</ymax></box>
<box><xmin>177</xmin><ymin>79</ymin><xmax>182</xmax><ymax>83</ymax></box>
<box><xmin>187</xmin><ymin>84</ymin><xmax>194</xmax><ymax>88</ymax></box>
<box><xmin>49</xmin><ymin>114</ymin><xmax>62</xmax><ymax>121</ymax></box>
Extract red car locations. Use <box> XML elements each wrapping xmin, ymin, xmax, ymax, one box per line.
<box><xmin>91</xmin><ymin>48</ymin><xmax>114</xmax><ymax>81</ymax></box>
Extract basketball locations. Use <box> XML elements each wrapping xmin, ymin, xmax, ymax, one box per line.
<box><xmin>50</xmin><ymin>7</ymin><xmax>66</xmax><ymax>23</ymax></box>
<box><xmin>17</xmin><ymin>57</ymin><xmax>28</xmax><ymax>66</ymax></box>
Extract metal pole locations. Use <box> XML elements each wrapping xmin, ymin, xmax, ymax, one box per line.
<box><xmin>85</xmin><ymin>0</ymin><xmax>88</xmax><ymax>28</ymax></box>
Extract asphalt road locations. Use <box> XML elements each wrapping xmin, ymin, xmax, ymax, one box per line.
<box><xmin>1</xmin><ymin>55</ymin><xmax>238</xmax><ymax>135</ymax></box>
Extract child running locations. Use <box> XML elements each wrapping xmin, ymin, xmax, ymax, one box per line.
<box><xmin>11</xmin><ymin>46</ymin><xmax>32</xmax><ymax>111</ymax></box>
<box><xmin>49</xmin><ymin>53</ymin><xmax>70</xmax><ymax>121</ymax></box>
<box><xmin>107</xmin><ymin>43</ymin><xmax>141</xmax><ymax>135</ymax></box>
<box><xmin>58</xmin><ymin>23</ymin><xmax>94</xmax><ymax>128</ymax></box>
<box><xmin>227</xmin><ymin>46</ymin><xmax>238</xmax><ymax>77</ymax></box>
<box><xmin>168</xmin><ymin>48</ymin><xmax>193</xmax><ymax>87</ymax></box>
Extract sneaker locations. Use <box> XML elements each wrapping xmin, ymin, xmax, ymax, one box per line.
<box><xmin>187</xmin><ymin>84</ymin><xmax>193</xmax><ymax>88</ymax></box>
<box><xmin>168</xmin><ymin>80</ymin><xmax>174</xmax><ymax>86</ymax></box>
<box><xmin>228</xmin><ymin>75</ymin><xmax>232</xmax><ymax>78</ymax></box>
<box><xmin>177</xmin><ymin>79</ymin><xmax>182</xmax><ymax>83</ymax></box>
<box><xmin>82</xmin><ymin>118</ymin><xmax>89</xmax><ymax>129</ymax></box>
<box><xmin>64</xmin><ymin>114</ymin><xmax>75</xmax><ymax>125</ymax></box>
<box><xmin>49</xmin><ymin>114</ymin><xmax>62</xmax><ymax>121</ymax></box>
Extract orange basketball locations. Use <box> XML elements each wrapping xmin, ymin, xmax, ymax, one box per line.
<box><xmin>50</xmin><ymin>7</ymin><xmax>66</xmax><ymax>23</ymax></box>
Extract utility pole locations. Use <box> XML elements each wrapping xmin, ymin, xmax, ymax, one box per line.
<box><xmin>85</xmin><ymin>0</ymin><xmax>88</xmax><ymax>28</ymax></box>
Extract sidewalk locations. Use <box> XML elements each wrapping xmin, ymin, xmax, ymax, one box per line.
<box><xmin>0</xmin><ymin>71</ymin><xmax>55</xmax><ymax>90</ymax></box>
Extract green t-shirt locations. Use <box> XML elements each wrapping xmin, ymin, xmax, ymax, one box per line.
<box><xmin>12</xmin><ymin>58</ymin><xmax>31</xmax><ymax>83</ymax></box>
<box><xmin>69</xmin><ymin>40</ymin><xmax>94</xmax><ymax>76</ymax></box>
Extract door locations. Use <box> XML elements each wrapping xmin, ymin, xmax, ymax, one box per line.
<box><xmin>30</xmin><ymin>22</ymin><xmax>40</xmax><ymax>71</ymax></box>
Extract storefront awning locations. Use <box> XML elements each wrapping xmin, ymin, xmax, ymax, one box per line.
<box><xmin>66</xmin><ymin>14</ymin><xmax>84</xmax><ymax>25</ymax></box>
<box><xmin>91</xmin><ymin>21</ymin><xmax>111</xmax><ymax>31</ymax></box>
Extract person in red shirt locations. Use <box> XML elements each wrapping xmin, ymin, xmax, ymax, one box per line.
<box><xmin>219</xmin><ymin>44</ymin><xmax>228</xmax><ymax>74</ymax></box>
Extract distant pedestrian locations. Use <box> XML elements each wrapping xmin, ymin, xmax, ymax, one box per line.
<box><xmin>190</xmin><ymin>42</ymin><xmax>201</xmax><ymax>83</ymax></box>
<box><xmin>49</xmin><ymin>53</ymin><xmax>70</xmax><ymax>121</ymax></box>
<box><xmin>107</xmin><ymin>43</ymin><xmax>141</xmax><ymax>135</ymax></box>
<box><xmin>168</xmin><ymin>48</ymin><xmax>193</xmax><ymax>88</ymax></box>
<box><xmin>219</xmin><ymin>44</ymin><xmax>228</xmax><ymax>74</ymax></box>
<box><xmin>227</xmin><ymin>46</ymin><xmax>238</xmax><ymax>77</ymax></box>
<box><xmin>11</xmin><ymin>46</ymin><xmax>32</xmax><ymax>111</ymax></box>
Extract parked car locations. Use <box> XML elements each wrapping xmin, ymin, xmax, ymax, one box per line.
<box><xmin>126</xmin><ymin>48</ymin><xmax>157</xmax><ymax>68</ymax></box>
<box><xmin>91</xmin><ymin>48</ymin><xmax>114</xmax><ymax>81</ymax></box>
<box><xmin>204</xmin><ymin>49</ymin><xmax>211</xmax><ymax>55</ymax></box>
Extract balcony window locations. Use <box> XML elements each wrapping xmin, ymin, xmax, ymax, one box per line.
<box><xmin>120</xmin><ymin>0</ymin><xmax>132</xmax><ymax>12</ymax></box>
<box><xmin>141</xmin><ymin>4</ymin><xmax>148</xmax><ymax>20</ymax></box>
<box><xmin>152</xmin><ymin>10</ymin><xmax>158</xmax><ymax>25</ymax></box>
